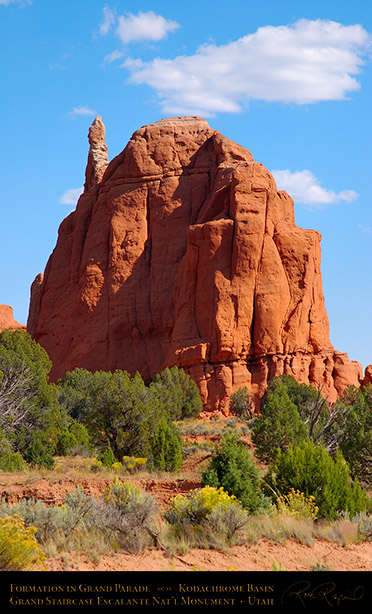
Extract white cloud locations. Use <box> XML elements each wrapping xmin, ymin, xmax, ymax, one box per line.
<box><xmin>99</xmin><ymin>5</ymin><xmax>115</xmax><ymax>36</ymax></box>
<box><xmin>0</xmin><ymin>0</ymin><xmax>31</xmax><ymax>5</ymax></box>
<box><xmin>103</xmin><ymin>50</ymin><xmax>124</xmax><ymax>65</ymax></box>
<box><xmin>59</xmin><ymin>187</ymin><xmax>84</xmax><ymax>205</ymax></box>
<box><xmin>68</xmin><ymin>106</ymin><xmax>96</xmax><ymax>117</ymax></box>
<box><xmin>271</xmin><ymin>169</ymin><xmax>359</xmax><ymax>208</ymax></box>
<box><xmin>116</xmin><ymin>10</ymin><xmax>180</xmax><ymax>44</ymax></box>
<box><xmin>123</xmin><ymin>19</ymin><xmax>371</xmax><ymax>116</ymax></box>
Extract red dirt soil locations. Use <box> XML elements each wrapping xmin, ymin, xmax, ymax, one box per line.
<box><xmin>47</xmin><ymin>540</ymin><xmax>372</xmax><ymax>572</ymax></box>
<box><xmin>1</xmin><ymin>469</ymin><xmax>372</xmax><ymax>572</ymax></box>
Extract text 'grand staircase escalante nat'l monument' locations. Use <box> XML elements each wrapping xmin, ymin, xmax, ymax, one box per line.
<box><xmin>27</xmin><ymin>116</ymin><xmax>372</xmax><ymax>414</ymax></box>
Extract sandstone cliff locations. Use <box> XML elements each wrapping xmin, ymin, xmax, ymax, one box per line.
<box><xmin>0</xmin><ymin>305</ymin><xmax>26</xmax><ymax>332</ymax></box>
<box><xmin>27</xmin><ymin>117</ymin><xmax>369</xmax><ymax>412</ymax></box>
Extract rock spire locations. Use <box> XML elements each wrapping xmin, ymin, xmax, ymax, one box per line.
<box><xmin>84</xmin><ymin>116</ymin><xmax>109</xmax><ymax>191</ymax></box>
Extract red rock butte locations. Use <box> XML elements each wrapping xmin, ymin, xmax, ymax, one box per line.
<box><xmin>27</xmin><ymin>116</ymin><xmax>371</xmax><ymax>413</ymax></box>
<box><xmin>0</xmin><ymin>305</ymin><xmax>25</xmax><ymax>332</ymax></box>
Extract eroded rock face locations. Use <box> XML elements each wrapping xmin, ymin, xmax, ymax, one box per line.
<box><xmin>0</xmin><ymin>305</ymin><xmax>25</xmax><ymax>332</ymax></box>
<box><xmin>27</xmin><ymin>116</ymin><xmax>370</xmax><ymax>412</ymax></box>
<box><xmin>84</xmin><ymin>116</ymin><xmax>109</xmax><ymax>191</ymax></box>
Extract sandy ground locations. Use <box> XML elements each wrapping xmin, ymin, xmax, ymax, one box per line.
<box><xmin>47</xmin><ymin>539</ymin><xmax>372</xmax><ymax>572</ymax></box>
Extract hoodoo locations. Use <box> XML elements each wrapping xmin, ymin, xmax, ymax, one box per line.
<box><xmin>27</xmin><ymin>117</ymin><xmax>369</xmax><ymax>413</ymax></box>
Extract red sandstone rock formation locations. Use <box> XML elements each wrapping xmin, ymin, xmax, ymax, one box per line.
<box><xmin>364</xmin><ymin>365</ymin><xmax>372</xmax><ymax>387</ymax></box>
<box><xmin>84</xmin><ymin>116</ymin><xmax>109</xmax><ymax>190</ymax></box>
<box><xmin>0</xmin><ymin>305</ymin><xmax>25</xmax><ymax>332</ymax></box>
<box><xmin>27</xmin><ymin>116</ymin><xmax>370</xmax><ymax>413</ymax></box>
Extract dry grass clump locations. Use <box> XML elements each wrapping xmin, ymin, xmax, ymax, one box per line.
<box><xmin>314</xmin><ymin>519</ymin><xmax>359</xmax><ymax>546</ymax></box>
<box><xmin>177</xmin><ymin>417</ymin><xmax>251</xmax><ymax>443</ymax></box>
<box><xmin>244</xmin><ymin>513</ymin><xmax>315</xmax><ymax>546</ymax></box>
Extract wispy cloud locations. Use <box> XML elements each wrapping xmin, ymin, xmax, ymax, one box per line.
<box><xmin>358</xmin><ymin>224</ymin><xmax>372</xmax><ymax>236</ymax></box>
<box><xmin>123</xmin><ymin>19</ymin><xmax>371</xmax><ymax>116</ymax></box>
<box><xmin>102</xmin><ymin>50</ymin><xmax>125</xmax><ymax>65</ymax></box>
<box><xmin>271</xmin><ymin>169</ymin><xmax>359</xmax><ymax>208</ymax></box>
<box><xmin>99</xmin><ymin>5</ymin><xmax>115</xmax><ymax>36</ymax></box>
<box><xmin>67</xmin><ymin>106</ymin><xmax>96</xmax><ymax>117</ymax></box>
<box><xmin>0</xmin><ymin>0</ymin><xmax>32</xmax><ymax>5</ymax></box>
<box><xmin>116</xmin><ymin>11</ymin><xmax>180</xmax><ymax>44</ymax></box>
<box><xmin>59</xmin><ymin>187</ymin><xmax>84</xmax><ymax>205</ymax></box>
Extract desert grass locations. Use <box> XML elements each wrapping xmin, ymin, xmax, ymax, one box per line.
<box><xmin>0</xmin><ymin>454</ymin><xmax>188</xmax><ymax>486</ymax></box>
<box><xmin>177</xmin><ymin>417</ymin><xmax>252</xmax><ymax>440</ymax></box>
<box><xmin>244</xmin><ymin>513</ymin><xmax>315</xmax><ymax>546</ymax></box>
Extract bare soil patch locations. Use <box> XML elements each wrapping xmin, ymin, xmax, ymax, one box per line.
<box><xmin>47</xmin><ymin>540</ymin><xmax>372</xmax><ymax>572</ymax></box>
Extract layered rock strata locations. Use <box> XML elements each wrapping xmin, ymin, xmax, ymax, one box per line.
<box><xmin>27</xmin><ymin>117</ymin><xmax>369</xmax><ymax>412</ymax></box>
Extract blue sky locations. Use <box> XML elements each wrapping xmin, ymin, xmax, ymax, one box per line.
<box><xmin>1</xmin><ymin>0</ymin><xmax>371</xmax><ymax>369</ymax></box>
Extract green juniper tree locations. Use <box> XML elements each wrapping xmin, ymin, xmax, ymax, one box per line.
<box><xmin>0</xmin><ymin>329</ymin><xmax>64</xmax><ymax>467</ymax></box>
<box><xmin>201</xmin><ymin>434</ymin><xmax>266</xmax><ymax>512</ymax></box>
<box><xmin>252</xmin><ymin>375</ymin><xmax>372</xmax><ymax>485</ymax></box>
<box><xmin>251</xmin><ymin>380</ymin><xmax>308</xmax><ymax>464</ymax></box>
<box><xmin>150</xmin><ymin>413</ymin><xmax>183</xmax><ymax>472</ymax></box>
<box><xmin>267</xmin><ymin>440</ymin><xmax>367</xmax><ymax>519</ymax></box>
<box><xmin>149</xmin><ymin>366</ymin><xmax>202</xmax><ymax>420</ymax></box>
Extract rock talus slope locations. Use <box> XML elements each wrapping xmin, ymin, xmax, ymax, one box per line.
<box><xmin>27</xmin><ymin>117</ymin><xmax>369</xmax><ymax>413</ymax></box>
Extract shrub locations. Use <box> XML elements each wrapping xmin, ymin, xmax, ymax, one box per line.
<box><xmin>149</xmin><ymin>367</ymin><xmax>202</xmax><ymax>421</ymax></box>
<box><xmin>253</xmin><ymin>376</ymin><xmax>372</xmax><ymax>485</ymax></box>
<box><xmin>102</xmin><ymin>478</ymin><xmax>160</xmax><ymax>553</ymax></box>
<box><xmin>0</xmin><ymin>451</ymin><xmax>25</xmax><ymax>472</ymax></box>
<box><xmin>150</xmin><ymin>416</ymin><xmax>182</xmax><ymax>472</ymax></box>
<box><xmin>58</xmin><ymin>369</ymin><xmax>155</xmax><ymax>459</ymax></box>
<box><xmin>0</xmin><ymin>515</ymin><xmax>46</xmax><ymax>570</ymax></box>
<box><xmin>207</xmin><ymin>504</ymin><xmax>249</xmax><ymax>543</ymax></box>
<box><xmin>251</xmin><ymin>381</ymin><xmax>308</xmax><ymax>464</ymax></box>
<box><xmin>54</xmin><ymin>428</ymin><xmax>77</xmax><ymax>457</ymax></box>
<box><xmin>111</xmin><ymin>462</ymin><xmax>123</xmax><ymax>472</ymax></box>
<box><xmin>57</xmin><ymin>367</ymin><xmax>200</xmax><ymax>464</ymax></box>
<box><xmin>121</xmin><ymin>456</ymin><xmax>147</xmax><ymax>473</ymax></box>
<box><xmin>230</xmin><ymin>387</ymin><xmax>253</xmax><ymax>419</ymax></box>
<box><xmin>166</xmin><ymin>486</ymin><xmax>239</xmax><ymax>523</ymax></box>
<box><xmin>0</xmin><ymin>428</ymin><xmax>12</xmax><ymax>457</ymax></box>
<box><xmin>201</xmin><ymin>434</ymin><xmax>266</xmax><ymax>512</ymax></box>
<box><xmin>54</xmin><ymin>420</ymin><xmax>91</xmax><ymax>456</ymax></box>
<box><xmin>90</xmin><ymin>459</ymin><xmax>104</xmax><ymax>472</ymax></box>
<box><xmin>275</xmin><ymin>489</ymin><xmax>318</xmax><ymax>521</ymax></box>
<box><xmin>98</xmin><ymin>444</ymin><xmax>116</xmax><ymax>468</ymax></box>
<box><xmin>351</xmin><ymin>512</ymin><xmax>372</xmax><ymax>541</ymax></box>
<box><xmin>268</xmin><ymin>440</ymin><xmax>368</xmax><ymax>520</ymax></box>
<box><xmin>164</xmin><ymin>486</ymin><xmax>248</xmax><ymax>547</ymax></box>
<box><xmin>0</xmin><ymin>484</ymin><xmax>161</xmax><ymax>558</ymax></box>
<box><xmin>0</xmin><ymin>487</ymin><xmax>98</xmax><ymax>546</ymax></box>
<box><xmin>0</xmin><ymin>329</ymin><xmax>64</xmax><ymax>459</ymax></box>
<box><xmin>23</xmin><ymin>436</ymin><xmax>54</xmax><ymax>469</ymax></box>
<box><xmin>335</xmin><ymin>386</ymin><xmax>372</xmax><ymax>484</ymax></box>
